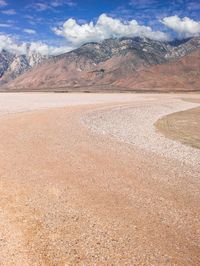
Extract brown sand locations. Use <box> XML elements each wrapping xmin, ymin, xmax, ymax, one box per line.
<box><xmin>156</xmin><ymin>99</ymin><xmax>200</xmax><ymax>149</ymax></box>
<box><xmin>0</xmin><ymin>94</ymin><xmax>200</xmax><ymax>265</ymax></box>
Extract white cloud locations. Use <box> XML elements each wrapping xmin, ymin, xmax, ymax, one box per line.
<box><xmin>28</xmin><ymin>42</ymin><xmax>74</xmax><ymax>55</ymax></box>
<box><xmin>24</xmin><ymin>29</ymin><xmax>37</xmax><ymax>35</ymax></box>
<box><xmin>30</xmin><ymin>1</ymin><xmax>76</xmax><ymax>11</ymax></box>
<box><xmin>0</xmin><ymin>0</ymin><xmax>7</xmax><ymax>7</ymax></box>
<box><xmin>32</xmin><ymin>3</ymin><xmax>49</xmax><ymax>11</ymax></box>
<box><xmin>0</xmin><ymin>23</ymin><xmax>10</xmax><ymax>27</ymax></box>
<box><xmin>0</xmin><ymin>34</ymin><xmax>73</xmax><ymax>55</ymax></box>
<box><xmin>161</xmin><ymin>16</ymin><xmax>200</xmax><ymax>38</ymax></box>
<box><xmin>1</xmin><ymin>9</ymin><xmax>16</xmax><ymax>15</ymax></box>
<box><xmin>53</xmin><ymin>14</ymin><xmax>169</xmax><ymax>46</ymax></box>
<box><xmin>64</xmin><ymin>0</ymin><xmax>76</xmax><ymax>7</ymax></box>
<box><xmin>4</xmin><ymin>13</ymin><xmax>200</xmax><ymax>57</ymax></box>
<box><xmin>129</xmin><ymin>0</ymin><xmax>156</xmax><ymax>7</ymax></box>
<box><xmin>0</xmin><ymin>34</ymin><xmax>27</xmax><ymax>54</ymax></box>
<box><xmin>51</xmin><ymin>0</ymin><xmax>76</xmax><ymax>7</ymax></box>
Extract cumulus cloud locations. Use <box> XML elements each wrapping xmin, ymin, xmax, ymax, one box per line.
<box><xmin>0</xmin><ymin>34</ymin><xmax>73</xmax><ymax>55</ymax></box>
<box><xmin>23</xmin><ymin>29</ymin><xmax>37</xmax><ymax>35</ymax></box>
<box><xmin>161</xmin><ymin>16</ymin><xmax>200</xmax><ymax>38</ymax></box>
<box><xmin>3</xmin><ymin>13</ymin><xmax>200</xmax><ymax>57</ymax></box>
<box><xmin>28</xmin><ymin>42</ymin><xmax>74</xmax><ymax>55</ymax></box>
<box><xmin>0</xmin><ymin>34</ymin><xmax>27</xmax><ymax>54</ymax></box>
<box><xmin>53</xmin><ymin>13</ymin><xmax>169</xmax><ymax>46</ymax></box>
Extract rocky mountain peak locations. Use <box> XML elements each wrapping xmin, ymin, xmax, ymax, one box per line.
<box><xmin>0</xmin><ymin>46</ymin><xmax>48</xmax><ymax>85</ymax></box>
<box><xmin>166</xmin><ymin>36</ymin><xmax>200</xmax><ymax>59</ymax></box>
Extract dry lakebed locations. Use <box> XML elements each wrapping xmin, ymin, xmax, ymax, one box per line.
<box><xmin>0</xmin><ymin>92</ymin><xmax>199</xmax><ymax>265</ymax></box>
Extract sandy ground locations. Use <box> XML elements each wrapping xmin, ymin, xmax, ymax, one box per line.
<box><xmin>0</xmin><ymin>92</ymin><xmax>153</xmax><ymax>116</ymax></box>
<box><xmin>156</xmin><ymin>105</ymin><xmax>200</xmax><ymax>150</ymax></box>
<box><xmin>0</xmin><ymin>93</ymin><xmax>200</xmax><ymax>265</ymax></box>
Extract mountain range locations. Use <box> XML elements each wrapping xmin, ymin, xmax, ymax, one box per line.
<box><xmin>0</xmin><ymin>47</ymin><xmax>48</xmax><ymax>86</ymax></box>
<box><xmin>0</xmin><ymin>37</ymin><xmax>200</xmax><ymax>92</ymax></box>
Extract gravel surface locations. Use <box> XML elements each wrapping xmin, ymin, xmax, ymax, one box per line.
<box><xmin>83</xmin><ymin>97</ymin><xmax>200</xmax><ymax>167</ymax></box>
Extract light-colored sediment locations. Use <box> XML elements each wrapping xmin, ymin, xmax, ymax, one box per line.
<box><xmin>0</xmin><ymin>92</ymin><xmax>153</xmax><ymax>116</ymax></box>
<box><xmin>0</xmin><ymin>93</ymin><xmax>200</xmax><ymax>265</ymax></box>
<box><xmin>83</xmin><ymin>97</ymin><xmax>200</xmax><ymax>166</ymax></box>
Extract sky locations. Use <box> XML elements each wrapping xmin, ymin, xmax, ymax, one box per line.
<box><xmin>0</xmin><ymin>0</ymin><xmax>200</xmax><ymax>55</ymax></box>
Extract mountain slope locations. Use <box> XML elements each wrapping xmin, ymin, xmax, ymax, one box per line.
<box><xmin>0</xmin><ymin>50</ymin><xmax>15</xmax><ymax>79</ymax></box>
<box><xmin>2</xmin><ymin>37</ymin><xmax>200</xmax><ymax>92</ymax></box>
<box><xmin>113</xmin><ymin>49</ymin><xmax>200</xmax><ymax>91</ymax></box>
<box><xmin>0</xmin><ymin>48</ymin><xmax>48</xmax><ymax>85</ymax></box>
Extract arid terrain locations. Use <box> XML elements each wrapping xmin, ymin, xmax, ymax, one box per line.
<box><xmin>156</xmin><ymin>99</ymin><xmax>200</xmax><ymax>150</ymax></box>
<box><xmin>0</xmin><ymin>92</ymin><xmax>200</xmax><ymax>265</ymax></box>
<box><xmin>1</xmin><ymin>37</ymin><xmax>200</xmax><ymax>92</ymax></box>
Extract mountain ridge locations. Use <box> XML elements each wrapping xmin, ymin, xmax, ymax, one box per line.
<box><xmin>1</xmin><ymin>37</ymin><xmax>200</xmax><ymax>92</ymax></box>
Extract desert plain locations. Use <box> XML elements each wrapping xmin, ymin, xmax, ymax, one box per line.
<box><xmin>0</xmin><ymin>92</ymin><xmax>200</xmax><ymax>265</ymax></box>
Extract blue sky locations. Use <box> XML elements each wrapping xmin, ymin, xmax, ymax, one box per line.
<box><xmin>0</xmin><ymin>0</ymin><xmax>200</xmax><ymax>55</ymax></box>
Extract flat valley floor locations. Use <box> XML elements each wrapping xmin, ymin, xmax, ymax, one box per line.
<box><xmin>0</xmin><ymin>93</ymin><xmax>199</xmax><ymax>265</ymax></box>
